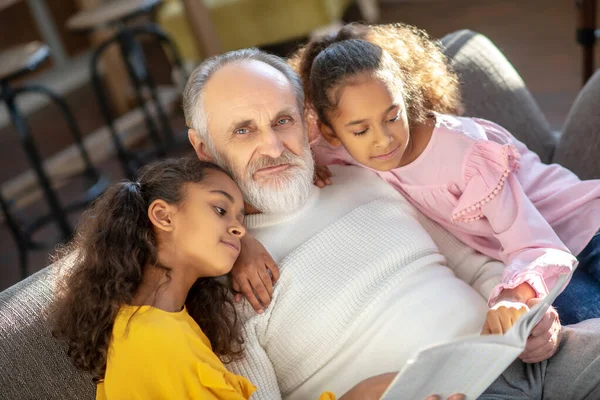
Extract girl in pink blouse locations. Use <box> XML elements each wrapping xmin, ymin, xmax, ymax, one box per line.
<box><xmin>294</xmin><ymin>23</ymin><xmax>600</xmax><ymax>327</ymax></box>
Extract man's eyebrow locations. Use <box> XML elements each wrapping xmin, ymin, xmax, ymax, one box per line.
<box><xmin>227</xmin><ymin>118</ymin><xmax>254</xmax><ymax>133</ymax></box>
<box><xmin>345</xmin><ymin>105</ymin><xmax>398</xmax><ymax>127</ymax></box>
<box><xmin>210</xmin><ymin>190</ymin><xmax>234</xmax><ymax>202</ymax></box>
<box><xmin>272</xmin><ymin>107</ymin><xmax>300</xmax><ymax>121</ymax></box>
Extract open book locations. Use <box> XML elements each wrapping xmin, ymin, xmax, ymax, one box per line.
<box><xmin>381</xmin><ymin>273</ymin><xmax>570</xmax><ymax>400</ymax></box>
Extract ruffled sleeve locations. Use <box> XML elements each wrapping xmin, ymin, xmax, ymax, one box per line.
<box><xmin>196</xmin><ymin>361</ymin><xmax>256</xmax><ymax>399</ymax></box>
<box><xmin>451</xmin><ymin>140</ymin><xmax>577</xmax><ymax>305</ymax></box>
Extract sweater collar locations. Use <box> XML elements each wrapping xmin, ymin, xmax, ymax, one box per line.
<box><xmin>245</xmin><ymin>186</ymin><xmax>320</xmax><ymax>229</ymax></box>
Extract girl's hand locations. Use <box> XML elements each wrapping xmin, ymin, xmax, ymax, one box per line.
<box><xmin>230</xmin><ymin>233</ymin><xmax>279</xmax><ymax>314</ymax></box>
<box><xmin>314</xmin><ymin>165</ymin><xmax>332</xmax><ymax>188</ymax></box>
<box><xmin>481</xmin><ymin>301</ymin><xmax>529</xmax><ymax>335</ymax></box>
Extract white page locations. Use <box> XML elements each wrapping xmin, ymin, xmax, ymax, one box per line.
<box><xmin>381</xmin><ymin>273</ymin><xmax>569</xmax><ymax>400</ymax></box>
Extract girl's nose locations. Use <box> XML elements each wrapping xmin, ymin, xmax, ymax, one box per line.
<box><xmin>372</xmin><ymin>128</ymin><xmax>393</xmax><ymax>148</ymax></box>
<box><xmin>229</xmin><ymin>224</ymin><xmax>246</xmax><ymax>238</ymax></box>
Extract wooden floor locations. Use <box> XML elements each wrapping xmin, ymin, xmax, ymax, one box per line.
<box><xmin>0</xmin><ymin>0</ymin><xmax>597</xmax><ymax>290</ymax></box>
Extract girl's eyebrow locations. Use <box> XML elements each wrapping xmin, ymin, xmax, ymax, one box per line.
<box><xmin>210</xmin><ymin>190</ymin><xmax>234</xmax><ymax>202</ymax></box>
<box><xmin>345</xmin><ymin>105</ymin><xmax>398</xmax><ymax>127</ymax></box>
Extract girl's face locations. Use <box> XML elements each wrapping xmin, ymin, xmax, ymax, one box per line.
<box><xmin>323</xmin><ymin>74</ymin><xmax>410</xmax><ymax>171</ymax></box>
<box><xmin>165</xmin><ymin>170</ymin><xmax>246</xmax><ymax>278</ymax></box>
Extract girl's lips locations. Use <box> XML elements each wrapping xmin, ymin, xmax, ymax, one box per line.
<box><xmin>372</xmin><ymin>145</ymin><xmax>400</xmax><ymax>161</ymax></box>
<box><xmin>221</xmin><ymin>240</ymin><xmax>240</xmax><ymax>253</ymax></box>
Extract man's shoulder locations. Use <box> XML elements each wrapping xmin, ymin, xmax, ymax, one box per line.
<box><xmin>327</xmin><ymin>164</ymin><xmax>404</xmax><ymax>201</ymax></box>
<box><xmin>319</xmin><ymin>165</ymin><xmax>414</xmax><ymax>215</ymax></box>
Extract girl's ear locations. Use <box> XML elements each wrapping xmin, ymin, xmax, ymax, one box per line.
<box><xmin>318</xmin><ymin>121</ymin><xmax>342</xmax><ymax>147</ymax></box>
<box><xmin>148</xmin><ymin>199</ymin><xmax>175</xmax><ymax>232</ymax></box>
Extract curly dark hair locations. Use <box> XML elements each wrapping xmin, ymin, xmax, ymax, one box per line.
<box><xmin>48</xmin><ymin>157</ymin><xmax>244</xmax><ymax>383</ymax></box>
<box><xmin>289</xmin><ymin>23</ymin><xmax>463</xmax><ymax>127</ymax></box>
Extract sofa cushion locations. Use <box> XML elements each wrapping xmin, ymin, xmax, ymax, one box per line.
<box><xmin>441</xmin><ymin>30</ymin><xmax>557</xmax><ymax>164</ymax></box>
<box><xmin>0</xmin><ymin>266</ymin><xmax>94</xmax><ymax>400</ymax></box>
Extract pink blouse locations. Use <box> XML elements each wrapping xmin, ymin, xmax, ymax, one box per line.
<box><xmin>312</xmin><ymin>113</ymin><xmax>600</xmax><ymax>305</ymax></box>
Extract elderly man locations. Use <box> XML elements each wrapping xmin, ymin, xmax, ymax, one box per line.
<box><xmin>182</xmin><ymin>48</ymin><xmax>600</xmax><ymax>400</ymax></box>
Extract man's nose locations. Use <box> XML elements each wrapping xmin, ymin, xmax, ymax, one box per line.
<box><xmin>258</xmin><ymin>128</ymin><xmax>284</xmax><ymax>158</ymax></box>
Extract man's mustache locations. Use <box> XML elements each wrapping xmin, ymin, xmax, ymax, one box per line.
<box><xmin>248</xmin><ymin>151</ymin><xmax>305</xmax><ymax>174</ymax></box>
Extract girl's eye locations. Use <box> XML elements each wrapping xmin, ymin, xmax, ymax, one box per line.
<box><xmin>277</xmin><ymin>118</ymin><xmax>291</xmax><ymax>125</ymax></box>
<box><xmin>387</xmin><ymin>115</ymin><xmax>400</xmax><ymax>123</ymax></box>
<box><xmin>215</xmin><ymin>206</ymin><xmax>227</xmax><ymax>216</ymax></box>
<box><xmin>353</xmin><ymin>128</ymin><xmax>368</xmax><ymax>136</ymax></box>
<box><xmin>235</xmin><ymin>128</ymin><xmax>249</xmax><ymax>135</ymax></box>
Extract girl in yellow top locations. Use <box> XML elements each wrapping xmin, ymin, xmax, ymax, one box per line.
<box><xmin>49</xmin><ymin>157</ymin><xmax>398</xmax><ymax>400</ymax></box>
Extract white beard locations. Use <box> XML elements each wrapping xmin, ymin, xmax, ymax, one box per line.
<box><xmin>207</xmin><ymin>139</ymin><xmax>314</xmax><ymax>215</ymax></box>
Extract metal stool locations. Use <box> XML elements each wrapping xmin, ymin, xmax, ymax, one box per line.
<box><xmin>68</xmin><ymin>0</ymin><xmax>187</xmax><ymax>178</ymax></box>
<box><xmin>0</xmin><ymin>42</ymin><xmax>108</xmax><ymax>278</ymax></box>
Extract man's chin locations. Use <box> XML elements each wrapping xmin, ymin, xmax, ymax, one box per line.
<box><xmin>253</xmin><ymin>176</ymin><xmax>295</xmax><ymax>190</ymax></box>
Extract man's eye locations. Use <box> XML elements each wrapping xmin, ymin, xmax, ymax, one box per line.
<box><xmin>277</xmin><ymin>118</ymin><xmax>291</xmax><ymax>125</ymax></box>
<box><xmin>235</xmin><ymin>128</ymin><xmax>249</xmax><ymax>135</ymax></box>
<box><xmin>215</xmin><ymin>206</ymin><xmax>227</xmax><ymax>216</ymax></box>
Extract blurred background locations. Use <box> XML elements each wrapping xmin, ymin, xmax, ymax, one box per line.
<box><xmin>0</xmin><ymin>0</ymin><xmax>598</xmax><ymax>291</ymax></box>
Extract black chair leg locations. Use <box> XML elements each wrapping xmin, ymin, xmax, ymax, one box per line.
<box><xmin>90</xmin><ymin>38</ymin><xmax>140</xmax><ymax>179</ymax></box>
<box><xmin>15</xmin><ymin>85</ymin><xmax>101</xmax><ymax>183</ymax></box>
<box><xmin>1</xmin><ymin>84</ymin><xmax>73</xmax><ymax>241</ymax></box>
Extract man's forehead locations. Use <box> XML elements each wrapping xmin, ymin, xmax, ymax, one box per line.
<box><xmin>203</xmin><ymin>61</ymin><xmax>297</xmax><ymax>117</ymax></box>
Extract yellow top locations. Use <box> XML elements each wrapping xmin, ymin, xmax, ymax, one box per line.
<box><xmin>96</xmin><ymin>305</ymin><xmax>256</xmax><ymax>400</ymax></box>
<box><xmin>96</xmin><ymin>305</ymin><xmax>337</xmax><ymax>400</ymax></box>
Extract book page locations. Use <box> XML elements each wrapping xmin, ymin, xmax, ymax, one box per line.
<box><xmin>381</xmin><ymin>273</ymin><xmax>569</xmax><ymax>400</ymax></box>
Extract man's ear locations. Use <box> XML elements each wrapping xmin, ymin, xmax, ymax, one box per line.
<box><xmin>148</xmin><ymin>199</ymin><xmax>176</xmax><ymax>232</ymax></box>
<box><xmin>318</xmin><ymin>122</ymin><xmax>342</xmax><ymax>147</ymax></box>
<box><xmin>188</xmin><ymin>128</ymin><xmax>213</xmax><ymax>161</ymax></box>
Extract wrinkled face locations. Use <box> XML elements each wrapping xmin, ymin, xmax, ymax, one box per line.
<box><xmin>326</xmin><ymin>74</ymin><xmax>410</xmax><ymax>171</ymax></box>
<box><xmin>170</xmin><ymin>170</ymin><xmax>246</xmax><ymax>277</ymax></box>
<box><xmin>191</xmin><ymin>60</ymin><xmax>314</xmax><ymax>214</ymax></box>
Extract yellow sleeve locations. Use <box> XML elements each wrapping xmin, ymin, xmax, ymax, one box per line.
<box><xmin>319</xmin><ymin>392</ymin><xmax>336</xmax><ymax>400</ymax></box>
<box><xmin>102</xmin><ymin>321</ymin><xmax>254</xmax><ymax>400</ymax></box>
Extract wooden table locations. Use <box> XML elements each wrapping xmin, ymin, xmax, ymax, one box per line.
<box><xmin>0</xmin><ymin>0</ymin><xmax>68</xmax><ymax>66</ymax></box>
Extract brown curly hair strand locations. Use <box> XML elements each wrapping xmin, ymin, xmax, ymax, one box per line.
<box><xmin>289</xmin><ymin>23</ymin><xmax>463</xmax><ymax>127</ymax></box>
<box><xmin>49</xmin><ymin>157</ymin><xmax>244</xmax><ymax>383</ymax></box>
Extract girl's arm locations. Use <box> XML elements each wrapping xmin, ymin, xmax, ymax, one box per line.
<box><xmin>231</xmin><ymin>233</ymin><xmax>279</xmax><ymax>313</ymax></box>
<box><xmin>452</xmin><ymin>137</ymin><xmax>577</xmax><ymax>307</ymax></box>
<box><xmin>102</xmin><ymin>325</ymin><xmax>256</xmax><ymax>399</ymax></box>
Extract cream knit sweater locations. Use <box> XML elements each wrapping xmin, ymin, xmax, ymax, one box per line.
<box><xmin>229</xmin><ymin>165</ymin><xmax>504</xmax><ymax>400</ymax></box>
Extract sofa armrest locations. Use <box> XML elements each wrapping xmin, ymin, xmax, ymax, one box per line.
<box><xmin>0</xmin><ymin>266</ymin><xmax>94</xmax><ymax>399</ymax></box>
<box><xmin>553</xmin><ymin>69</ymin><xmax>600</xmax><ymax>180</ymax></box>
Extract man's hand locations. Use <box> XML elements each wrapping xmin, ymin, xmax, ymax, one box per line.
<box><xmin>314</xmin><ymin>165</ymin><xmax>332</xmax><ymax>188</ymax></box>
<box><xmin>519</xmin><ymin>298</ymin><xmax>562</xmax><ymax>363</ymax></box>
<box><xmin>337</xmin><ymin>372</ymin><xmax>464</xmax><ymax>400</ymax></box>
<box><xmin>425</xmin><ymin>395</ymin><xmax>465</xmax><ymax>400</ymax></box>
<box><xmin>230</xmin><ymin>233</ymin><xmax>279</xmax><ymax>313</ymax></box>
<box><xmin>481</xmin><ymin>301</ymin><xmax>529</xmax><ymax>335</ymax></box>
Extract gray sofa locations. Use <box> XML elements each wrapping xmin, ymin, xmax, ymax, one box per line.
<box><xmin>1</xmin><ymin>29</ymin><xmax>600</xmax><ymax>400</ymax></box>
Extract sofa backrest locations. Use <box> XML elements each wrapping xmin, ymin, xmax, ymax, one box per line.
<box><xmin>0</xmin><ymin>266</ymin><xmax>95</xmax><ymax>400</ymax></box>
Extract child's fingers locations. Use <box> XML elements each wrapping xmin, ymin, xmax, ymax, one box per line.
<box><xmin>487</xmin><ymin>314</ymin><xmax>504</xmax><ymax>334</ymax></box>
<box><xmin>480</xmin><ymin>322</ymin><xmax>492</xmax><ymax>335</ymax></box>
